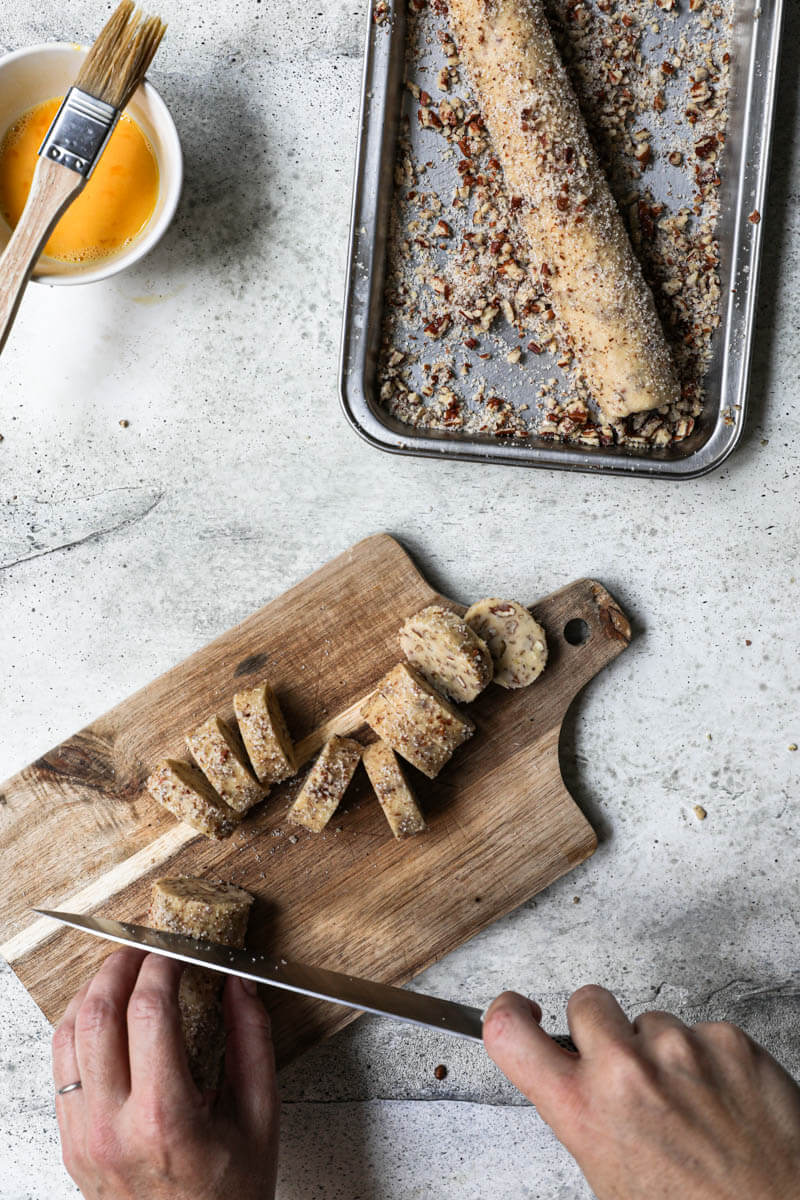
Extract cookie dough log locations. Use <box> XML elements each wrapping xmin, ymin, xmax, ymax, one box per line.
<box><xmin>234</xmin><ymin>682</ymin><xmax>297</xmax><ymax>786</ymax></box>
<box><xmin>288</xmin><ymin>735</ymin><xmax>362</xmax><ymax>833</ymax></box>
<box><xmin>446</xmin><ymin>0</ymin><xmax>679</xmax><ymax>419</ymax></box>
<box><xmin>145</xmin><ymin>760</ymin><xmax>239</xmax><ymax>840</ymax></box>
<box><xmin>465</xmin><ymin>598</ymin><xmax>548</xmax><ymax>688</ymax></box>
<box><xmin>362</xmin><ymin>663</ymin><xmax>474</xmax><ymax>778</ymax></box>
<box><xmin>399</xmin><ymin>606</ymin><xmax>493</xmax><ymax>702</ymax></box>
<box><xmin>186</xmin><ymin>715</ymin><xmax>263</xmax><ymax>815</ymax></box>
<box><xmin>362</xmin><ymin>740</ymin><xmax>426</xmax><ymax>839</ymax></box>
<box><xmin>148</xmin><ymin>876</ymin><xmax>254</xmax><ymax>1089</ymax></box>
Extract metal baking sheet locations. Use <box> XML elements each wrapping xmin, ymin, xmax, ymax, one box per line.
<box><xmin>339</xmin><ymin>0</ymin><xmax>783</xmax><ymax>478</ymax></box>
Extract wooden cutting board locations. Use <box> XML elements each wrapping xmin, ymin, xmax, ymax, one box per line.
<box><xmin>0</xmin><ymin>534</ymin><xmax>631</xmax><ymax>1066</ymax></box>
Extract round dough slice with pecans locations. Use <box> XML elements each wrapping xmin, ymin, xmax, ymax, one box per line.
<box><xmin>399</xmin><ymin>604</ymin><xmax>493</xmax><ymax>703</ymax></box>
<box><xmin>464</xmin><ymin>598</ymin><xmax>548</xmax><ymax>689</ymax></box>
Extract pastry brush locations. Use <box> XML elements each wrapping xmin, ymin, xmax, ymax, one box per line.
<box><xmin>0</xmin><ymin>1</ymin><xmax>166</xmax><ymax>354</ymax></box>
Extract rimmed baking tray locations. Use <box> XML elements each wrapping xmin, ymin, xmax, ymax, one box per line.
<box><xmin>339</xmin><ymin>0</ymin><xmax>783</xmax><ymax>478</ymax></box>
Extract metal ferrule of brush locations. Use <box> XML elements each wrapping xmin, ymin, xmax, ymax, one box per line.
<box><xmin>38</xmin><ymin>87</ymin><xmax>119</xmax><ymax>178</ymax></box>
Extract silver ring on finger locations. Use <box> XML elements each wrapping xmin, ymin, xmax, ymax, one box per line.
<box><xmin>56</xmin><ymin>1080</ymin><xmax>83</xmax><ymax>1096</ymax></box>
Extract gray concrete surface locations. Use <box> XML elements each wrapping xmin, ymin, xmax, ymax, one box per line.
<box><xmin>1</xmin><ymin>0</ymin><xmax>799</xmax><ymax>1197</ymax></box>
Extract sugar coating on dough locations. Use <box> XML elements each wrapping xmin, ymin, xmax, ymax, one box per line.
<box><xmin>288</xmin><ymin>735</ymin><xmax>362</xmax><ymax>832</ymax></box>
<box><xmin>465</xmin><ymin>598</ymin><xmax>548</xmax><ymax>688</ymax></box>
<box><xmin>362</xmin><ymin>663</ymin><xmax>474</xmax><ymax>778</ymax></box>
<box><xmin>148</xmin><ymin>876</ymin><xmax>253</xmax><ymax>1090</ymax></box>
<box><xmin>446</xmin><ymin>0</ymin><xmax>678</xmax><ymax>419</ymax></box>
<box><xmin>149</xmin><ymin>876</ymin><xmax>254</xmax><ymax>945</ymax></box>
<box><xmin>399</xmin><ymin>605</ymin><xmax>493</xmax><ymax>702</ymax></box>
<box><xmin>361</xmin><ymin>693</ymin><xmax>455</xmax><ymax>778</ymax></box>
<box><xmin>234</xmin><ymin>681</ymin><xmax>297</xmax><ymax>786</ymax></box>
<box><xmin>186</xmin><ymin>715</ymin><xmax>263</xmax><ymax>815</ymax></box>
<box><xmin>363</xmin><ymin>740</ymin><xmax>426</xmax><ymax>838</ymax></box>
<box><xmin>373</xmin><ymin>662</ymin><xmax>475</xmax><ymax>749</ymax></box>
<box><xmin>145</xmin><ymin>759</ymin><xmax>239</xmax><ymax>840</ymax></box>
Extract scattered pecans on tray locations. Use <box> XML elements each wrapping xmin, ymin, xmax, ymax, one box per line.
<box><xmin>376</xmin><ymin>0</ymin><xmax>732</xmax><ymax>451</ymax></box>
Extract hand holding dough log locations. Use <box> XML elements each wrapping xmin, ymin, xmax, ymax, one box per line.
<box><xmin>148</xmin><ymin>876</ymin><xmax>254</xmax><ymax>1089</ymax></box>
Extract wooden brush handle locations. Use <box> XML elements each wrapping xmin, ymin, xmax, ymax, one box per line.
<box><xmin>0</xmin><ymin>156</ymin><xmax>86</xmax><ymax>355</ymax></box>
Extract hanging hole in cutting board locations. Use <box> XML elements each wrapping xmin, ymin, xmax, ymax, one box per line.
<box><xmin>563</xmin><ymin>618</ymin><xmax>590</xmax><ymax>646</ymax></box>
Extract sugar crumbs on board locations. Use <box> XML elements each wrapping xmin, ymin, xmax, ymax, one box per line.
<box><xmin>376</xmin><ymin>0</ymin><xmax>733</xmax><ymax>452</ymax></box>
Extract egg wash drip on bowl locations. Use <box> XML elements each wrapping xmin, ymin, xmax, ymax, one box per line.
<box><xmin>0</xmin><ymin>96</ymin><xmax>159</xmax><ymax>263</ymax></box>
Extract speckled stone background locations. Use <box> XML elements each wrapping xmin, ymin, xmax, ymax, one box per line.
<box><xmin>1</xmin><ymin>1</ymin><xmax>799</xmax><ymax>1197</ymax></box>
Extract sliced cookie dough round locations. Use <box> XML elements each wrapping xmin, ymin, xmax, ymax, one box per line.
<box><xmin>464</xmin><ymin>598</ymin><xmax>548</xmax><ymax>689</ymax></box>
<box><xmin>399</xmin><ymin>604</ymin><xmax>493</xmax><ymax>703</ymax></box>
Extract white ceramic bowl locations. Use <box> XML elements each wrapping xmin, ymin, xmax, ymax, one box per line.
<box><xmin>0</xmin><ymin>43</ymin><xmax>182</xmax><ymax>284</ymax></box>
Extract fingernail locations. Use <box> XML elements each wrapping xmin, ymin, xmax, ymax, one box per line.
<box><xmin>241</xmin><ymin>977</ymin><xmax>257</xmax><ymax>995</ymax></box>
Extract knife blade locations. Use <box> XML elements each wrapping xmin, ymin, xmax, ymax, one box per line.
<box><xmin>34</xmin><ymin>908</ymin><xmax>485</xmax><ymax>1041</ymax></box>
<box><xmin>36</xmin><ymin>909</ymin><xmax>577</xmax><ymax>1052</ymax></box>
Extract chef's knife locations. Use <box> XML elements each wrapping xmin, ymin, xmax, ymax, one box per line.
<box><xmin>36</xmin><ymin>908</ymin><xmax>485</xmax><ymax>1040</ymax></box>
<box><xmin>35</xmin><ymin>908</ymin><xmax>576</xmax><ymax>1050</ymax></box>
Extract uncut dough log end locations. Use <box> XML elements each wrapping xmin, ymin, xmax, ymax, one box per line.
<box><xmin>447</xmin><ymin>0</ymin><xmax>679</xmax><ymax>419</ymax></box>
<box><xmin>149</xmin><ymin>876</ymin><xmax>254</xmax><ymax>946</ymax></box>
<box><xmin>148</xmin><ymin>876</ymin><xmax>254</xmax><ymax>1089</ymax></box>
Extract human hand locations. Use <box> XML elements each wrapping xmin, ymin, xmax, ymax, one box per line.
<box><xmin>483</xmin><ymin>986</ymin><xmax>800</xmax><ymax>1200</ymax></box>
<box><xmin>53</xmin><ymin>949</ymin><xmax>279</xmax><ymax>1200</ymax></box>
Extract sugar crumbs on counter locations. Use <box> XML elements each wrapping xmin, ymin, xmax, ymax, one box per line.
<box><xmin>377</xmin><ymin>0</ymin><xmax>733</xmax><ymax>451</ymax></box>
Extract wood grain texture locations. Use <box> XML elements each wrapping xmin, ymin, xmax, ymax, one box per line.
<box><xmin>0</xmin><ymin>534</ymin><xmax>631</xmax><ymax>1066</ymax></box>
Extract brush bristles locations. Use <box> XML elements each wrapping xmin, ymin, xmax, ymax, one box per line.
<box><xmin>76</xmin><ymin>0</ymin><xmax>166</xmax><ymax>110</ymax></box>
